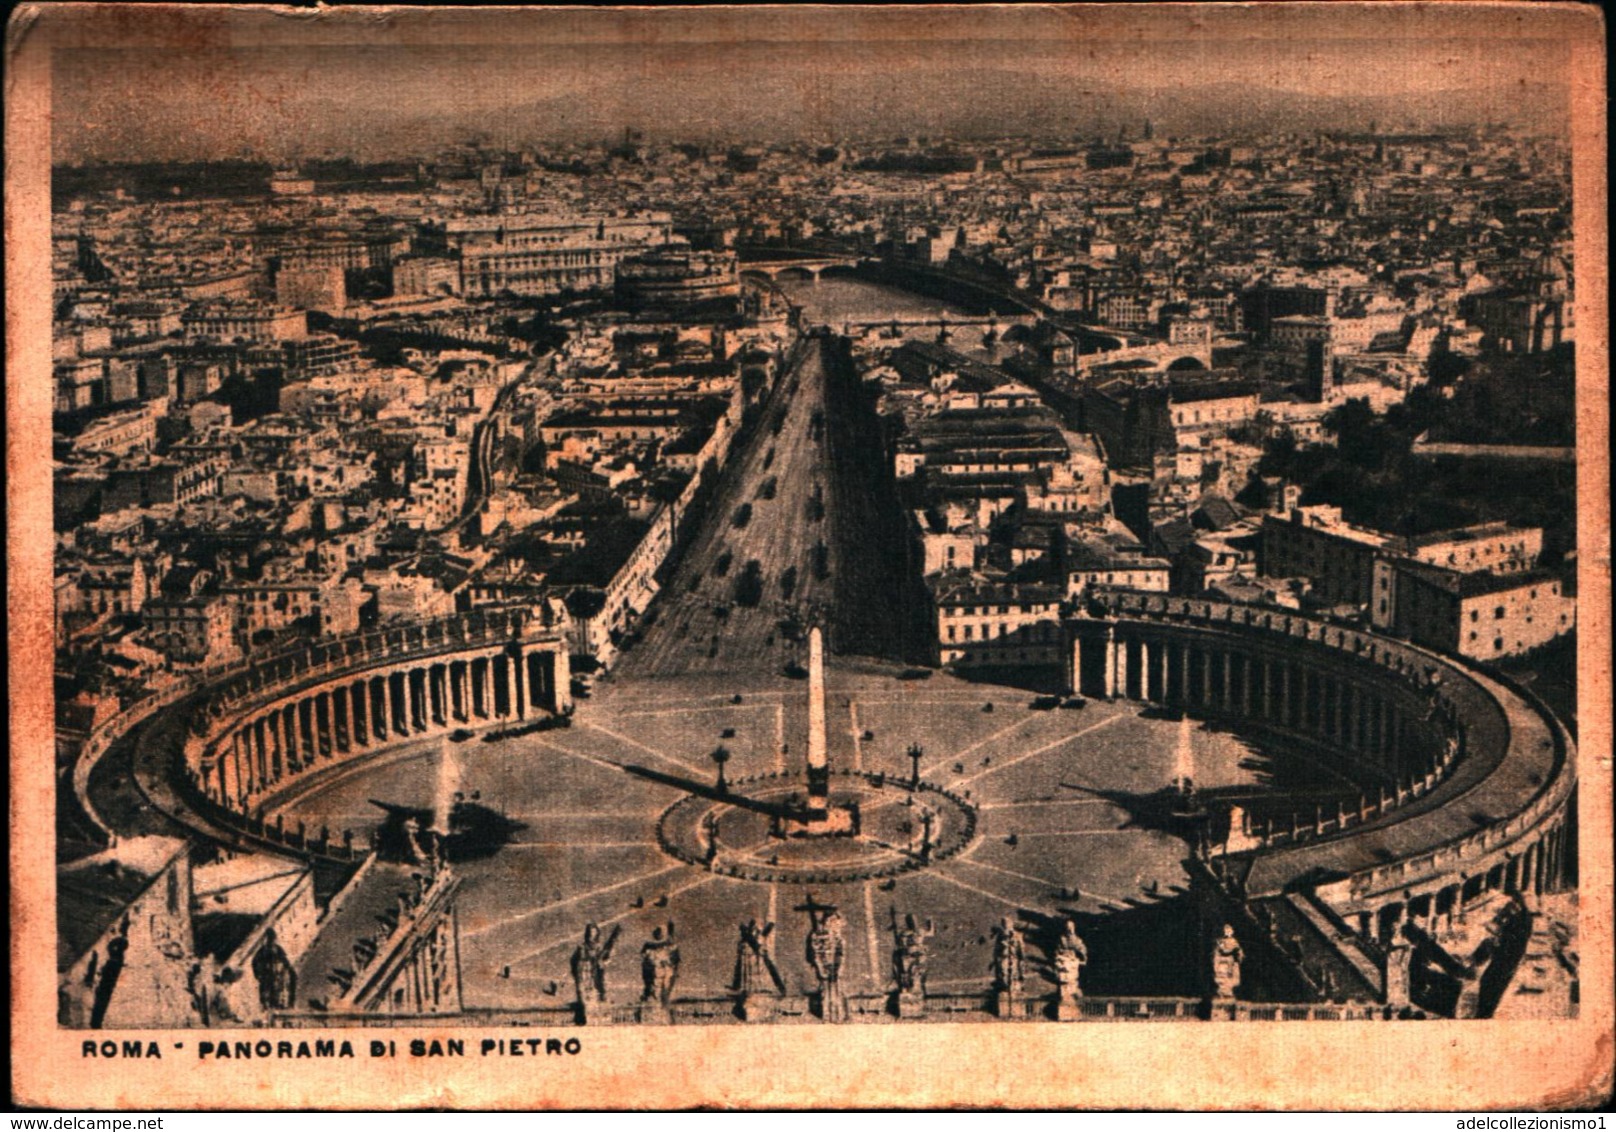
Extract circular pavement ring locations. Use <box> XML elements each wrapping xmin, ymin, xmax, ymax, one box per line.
<box><xmin>656</xmin><ymin>768</ymin><xmax>979</xmax><ymax>884</ymax></box>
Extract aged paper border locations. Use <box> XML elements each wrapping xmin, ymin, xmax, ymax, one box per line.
<box><xmin>8</xmin><ymin>3</ymin><xmax>1611</xmax><ymax>1111</ymax></box>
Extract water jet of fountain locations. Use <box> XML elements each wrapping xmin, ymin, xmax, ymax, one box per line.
<box><xmin>1174</xmin><ymin>712</ymin><xmax>1195</xmax><ymax>794</ymax></box>
<box><xmin>433</xmin><ymin>732</ymin><xmax>459</xmax><ymax>835</ymax></box>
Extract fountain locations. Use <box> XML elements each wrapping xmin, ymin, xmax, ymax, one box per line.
<box><xmin>1173</xmin><ymin>712</ymin><xmax>1195</xmax><ymax>796</ymax></box>
<box><xmin>433</xmin><ymin>732</ymin><xmax>459</xmax><ymax>835</ymax></box>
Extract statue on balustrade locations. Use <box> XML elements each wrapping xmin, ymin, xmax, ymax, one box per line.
<box><xmin>733</xmin><ymin>918</ymin><xmax>785</xmax><ymax>1020</ymax></box>
<box><xmin>399</xmin><ymin>815</ymin><xmax>427</xmax><ymax>864</ymax></box>
<box><xmin>570</xmin><ymin>922</ymin><xmax>620</xmax><ymax>1023</ymax></box>
<box><xmin>1211</xmin><ymin>922</ymin><xmax>1244</xmax><ymax>999</ymax></box>
<box><xmin>640</xmin><ymin>922</ymin><xmax>680</xmax><ymax>1015</ymax></box>
<box><xmin>890</xmin><ymin>910</ymin><xmax>934</xmax><ymax>1016</ymax></box>
<box><xmin>1052</xmin><ymin>919</ymin><xmax>1088</xmax><ymax>1020</ymax></box>
<box><xmin>1384</xmin><ymin>942</ymin><xmax>1412</xmax><ymax>1009</ymax></box>
<box><xmin>803</xmin><ymin>899</ymin><xmax>847</xmax><ymax>1022</ymax></box>
<box><xmin>251</xmin><ymin>928</ymin><xmax>297</xmax><ymax>1013</ymax></box>
<box><xmin>991</xmin><ymin>917</ymin><xmax>1026</xmax><ymax>1019</ymax></box>
<box><xmin>733</xmin><ymin>918</ymin><xmax>784</xmax><ymax>998</ymax></box>
<box><xmin>991</xmin><ymin>916</ymin><xmax>1025</xmax><ymax>988</ymax></box>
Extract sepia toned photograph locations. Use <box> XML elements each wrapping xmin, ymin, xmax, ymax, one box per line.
<box><xmin>7</xmin><ymin>2</ymin><xmax>1610</xmax><ymax>1111</ymax></box>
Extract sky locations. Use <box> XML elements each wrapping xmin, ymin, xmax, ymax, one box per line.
<box><xmin>49</xmin><ymin>9</ymin><xmax>1573</xmax><ymax>164</ymax></box>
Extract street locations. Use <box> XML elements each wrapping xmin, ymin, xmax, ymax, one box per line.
<box><xmin>615</xmin><ymin>337</ymin><xmax>838</xmax><ymax>681</ymax></box>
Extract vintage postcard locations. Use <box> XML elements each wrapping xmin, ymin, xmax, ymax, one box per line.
<box><xmin>7</xmin><ymin>2</ymin><xmax>1610</xmax><ymax>1111</ymax></box>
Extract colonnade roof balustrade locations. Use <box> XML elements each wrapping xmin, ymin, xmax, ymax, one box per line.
<box><xmin>201</xmin><ymin>608</ymin><xmax>562</xmax><ymax>727</ymax></box>
<box><xmin>1090</xmin><ymin>593</ymin><xmax>1575</xmax><ymax>909</ymax></box>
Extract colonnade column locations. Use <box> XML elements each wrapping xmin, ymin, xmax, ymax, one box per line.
<box><xmin>283</xmin><ymin>702</ymin><xmax>298</xmax><ymax>771</ymax></box>
<box><xmin>526</xmin><ymin>653</ymin><xmax>549</xmax><ymax>714</ymax></box>
<box><xmin>228</xmin><ymin>741</ymin><xmax>244</xmax><ymax>806</ymax></box>
<box><xmin>411</xmin><ymin>668</ymin><xmax>424</xmax><ymax>731</ymax></box>
<box><xmin>333</xmin><ymin>688</ymin><xmax>350</xmax><ymax>753</ymax></box>
<box><xmin>385</xmin><ymin>679</ymin><xmax>401</xmax><ymax>738</ymax></box>
<box><xmin>469</xmin><ymin>659</ymin><xmax>486</xmax><ymax>719</ymax></box>
<box><xmin>227</xmin><ymin>733</ymin><xmax>243</xmax><ymax>802</ymax></box>
<box><xmin>284</xmin><ymin>703</ymin><xmax>300</xmax><ymax>770</ymax></box>
<box><xmin>489</xmin><ymin>657</ymin><xmax>506</xmax><ymax>719</ymax></box>
<box><xmin>391</xmin><ymin>671</ymin><xmax>409</xmax><ymax>734</ymax></box>
<box><xmin>510</xmin><ymin>650</ymin><xmax>527</xmax><ymax>719</ymax></box>
<box><xmin>245</xmin><ymin>721</ymin><xmax>261</xmax><ymax>792</ymax></box>
<box><xmin>1103</xmin><ymin>629</ymin><xmax>1117</xmax><ymax>700</ymax></box>
<box><xmin>1544</xmin><ymin>826</ymin><xmax>1562</xmax><ymax>894</ymax></box>
<box><xmin>255</xmin><ymin>713</ymin><xmax>271</xmax><ymax>786</ymax></box>
<box><xmin>373</xmin><ymin>675</ymin><xmax>389</xmax><ymax>737</ymax></box>
<box><xmin>230</xmin><ymin>729</ymin><xmax>247</xmax><ymax>799</ymax></box>
<box><xmin>351</xmin><ymin>682</ymin><xmax>369</xmax><ymax>747</ymax></box>
<box><xmin>308</xmin><ymin>694</ymin><xmax>323</xmax><ymax>758</ymax></box>
<box><xmin>272</xmin><ymin>710</ymin><xmax>287</xmax><ymax>775</ymax></box>
<box><xmin>316</xmin><ymin>693</ymin><xmax>332</xmax><ymax>757</ymax></box>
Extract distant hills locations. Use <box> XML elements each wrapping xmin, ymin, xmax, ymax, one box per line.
<box><xmin>339</xmin><ymin>72</ymin><xmax>1570</xmax><ymax>148</ymax></box>
<box><xmin>285</xmin><ymin>76</ymin><xmax>1566</xmax><ymax>159</ymax></box>
<box><xmin>54</xmin><ymin>66</ymin><xmax>1569</xmax><ymax>165</ymax></box>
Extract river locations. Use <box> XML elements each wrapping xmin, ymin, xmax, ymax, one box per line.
<box><xmin>774</xmin><ymin>274</ymin><xmax>1011</xmax><ymax>363</ymax></box>
<box><xmin>773</xmin><ymin>275</ymin><xmax>974</xmax><ymax>325</ymax></box>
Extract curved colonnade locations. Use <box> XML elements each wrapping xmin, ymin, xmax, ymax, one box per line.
<box><xmin>1073</xmin><ymin>593</ymin><xmax>1576</xmax><ymax>979</ymax></box>
<box><xmin>155</xmin><ymin>610</ymin><xmax>572</xmax><ymax>861</ymax></box>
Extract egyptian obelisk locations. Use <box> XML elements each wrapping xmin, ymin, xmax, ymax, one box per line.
<box><xmin>805</xmin><ymin>626</ymin><xmax>829</xmax><ymax>816</ymax></box>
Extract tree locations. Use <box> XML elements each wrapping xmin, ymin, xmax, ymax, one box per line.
<box><xmin>1323</xmin><ymin>397</ymin><xmax>1377</xmax><ymax>452</ymax></box>
<box><xmin>734</xmin><ymin>560</ymin><xmax>765</xmax><ymax>607</ymax></box>
<box><xmin>711</xmin><ymin>745</ymin><xmax>732</xmax><ymax>792</ymax></box>
<box><xmin>564</xmin><ymin>588</ymin><xmax>607</xmax><ymax>621</ymax></box>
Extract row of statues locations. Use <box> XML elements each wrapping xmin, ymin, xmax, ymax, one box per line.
<box><xmin>564</xmin><ymin>907</ymin><xmax>1253</xmax><ymax>1022</ymax></box>
<box><xmin>569</xmin><ymin>902</ymin><xmax>853</xmax><ymax>1023</ymax></box>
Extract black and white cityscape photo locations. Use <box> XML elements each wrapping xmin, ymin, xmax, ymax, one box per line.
<box><xmin>47</xmin><ymin>7</ymin><xmax>1582</xmax><ymax>1037</ymax></box>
